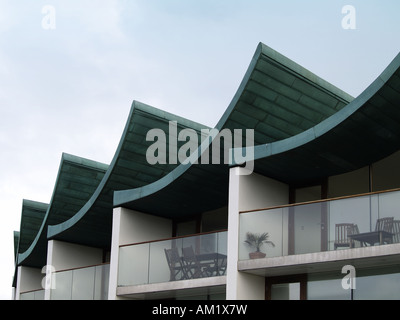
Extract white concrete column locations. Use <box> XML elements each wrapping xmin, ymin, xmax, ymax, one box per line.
<box><xmin>15</xmin><ymin>266</ymin><xmax>22</xmax><ymax>300</ymax></box>
<box><xmin>108</xmin><ymin>207</ymin><xmax>122</xmax><ymax>300</ymax></box>
<box><xmin>226</xmin><ymin>167</ymin><xmax>289</xmax><ymax>300</ymax></box>
<box><xmin>226</xmin><ymin>167</ymin><xmax>241</xmax><ymax>300</ymax></box>
<box><xmin>108</xmin><ymin>207</ymin><xmax>173</xmax><ymax>300</ymax></box>
<box><xmin>227</xmin><ymin>167</ymin><xmax>266</xmax><ymax>300</ymax></box>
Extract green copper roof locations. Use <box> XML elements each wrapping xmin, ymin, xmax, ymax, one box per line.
<box><xmin>250</xmin><ymin>50</ymin><xmax>400</xmax><ymax>185</ymax></box>
<box><xmin>17</xmin><ymin>153</ymin><xmax>108</xmax><ymax>268</ymax></box>
<box><xmin>114</xmin><ymin>42</ymin><xmax>354</xmax><ymax>217</ymax></box>
<box><xmin>114</xmin><ymin>46</ymin><xmax>400</xmax><ymax>217</ymax></box>
<box><xmin>13</xmin><ymin>200</ymin><xmax>47</xmax><ymax>285</ymax></box>
<box><xmin>220</xmin><ymin>43</ymin><xmax>353</xmax><ymax>145</ymax></box>
<box><xmin>16</xmin><ymin>200</ymin><xmax>48</xmax><ymax>259</ymax></box>
<box><xmin>16</xmin><ymin>102</ymin><xmax>208</xmax><ymax>272</ymax></box>
<box><xmin>13</xmin><ymin>231</ymin><xmax>20</xmax><ymax>264</ymax></box>
<box><xmin>46</xmin><ymin>101</ymin><xmax>208</xmax><ymax>247</ymax></box>
<box><xmin>15</xmin><ymin>42</ymin><xmax>400</xmax><ymax>273</ymax></box>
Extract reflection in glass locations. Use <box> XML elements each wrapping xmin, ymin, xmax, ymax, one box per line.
<box><xmin>51</xmin><ymin>271</ymin><xmax>72</xmax><ymax>300</ymax></box>
<box><xmin>271</xmin><ymin>283</ymin><xmax>300</xmax><ymax>300</ymax></box>
<box><xmin>293</xmin><ymin>202</ymin><xmax>322</xmax><ymax>254</ymax></box>
<box><xmin>308</xmin><ymin>267</ymin><xmax>400</xmax><ymax>300</ymax></box>
<box><xmin>118</xmin><ymin>231</ymin><xmax>227</xmax><ymax>287</ymax></box>
<box><xmin>94</xmin><ymin>264</ymin><xmax>110</xmax><ymax>300</ymax></box>
<box><xmin>20</xmin><ymin>290</ymin><xmax>45</xmax><ymax>300</ymax></box>
<box><xmin>239</xmin><ymin>190</ymin><xmax>400</xmax><ymax>260</ymax></box>
<box><xmin>118</xmin><ymin>243</ymin><xmax>150</xmax><ymax>286</ymax></box>
<box><xmin>308</xmin><ymin>276</ymin><xmax>350</xmax><ymax>300</ymax></box>
<box><xmin>72</xmin><ymin>267</ymin><xmax>95</xmax><ymax>300</ymax></box>
<box><xmin>354</xmin><ymin>268</ymin><xmax>400</xmax><ymax>300</ymax></box>
<box><xmin>50</xmin><ymin>264</ymin><xmax>109</xmax><ymax>300</ymax></box>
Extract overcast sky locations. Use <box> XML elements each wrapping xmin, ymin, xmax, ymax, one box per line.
<box><xmin>1</xmin><ymin>0</ymin><xmax>400</xmax><ymax>300</ymax></box>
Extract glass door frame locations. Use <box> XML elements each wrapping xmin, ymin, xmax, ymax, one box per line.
<box><xmin>289</xmin><ymin>180</ymin><xmax>328</xmax><ymax>255</ymax></box>
<box><xmin>265</xmin><ymin>274</ymin><xmax>308</xmax><ymax>300</ymax></box>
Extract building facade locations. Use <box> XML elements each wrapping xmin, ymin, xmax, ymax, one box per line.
<box><xmin>13</xmin><ymin>43</ymin><xmax>400</xmax><ymax>300</ymax></box>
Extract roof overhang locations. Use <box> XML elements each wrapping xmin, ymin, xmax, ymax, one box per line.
<box><xmin>46</xmin><ymin>102</ymin><xmax>209</xmax><ymax>246</ymax></box>
<box><xmin>250</xmin><ymin>51</ymin><xmax>400</xmax><ymax>186</ymax></box>
<box><xmin>114</xmin><ymin>48</ymin><xmax>400</xmax><ymax>219</ymax></box>
<box><xmin>17</xmin><ymin>154</ymin><xmax>108</xmax><ymax>268</ymax></box>
<box><xmin>113</xmin><ymin>42</ymin><xmax>357</xmax><ymax>218</ymax></box>
<box><xmin>16</xmin><ymin>42</ymin><xmax>400</xmax><ymax>270</ymax></box>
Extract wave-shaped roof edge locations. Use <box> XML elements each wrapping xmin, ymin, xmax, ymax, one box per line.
<box><xmin>113</xmin><ymin>42</ymin><xmax>354</xmax><ymax>208</ymax></box>
<box><xmin>46</xmin><ymin>101</ymin><xmax>209</xmax><ymax>241</ymax></box>
<box><xmin>216</xmin><ymin>42</ymin><xmax>353</xmax><ymax>130</ymax></box>
<box><xmin>13</xmin><ymin>231</ymin><xmax>20</xmax><ymax>264</ymax></box>
<box><xmin>15</xmin><ymin>199</ymin><xmax>48</xmax><ymax>258</ymax></box>
<box><xmin>17</xmin><ymin>153</ymin><xmax>109</xmax><ymax>267</ymax></box>
<box><xmin>250</xmin><ymin>50</ymin><xmax>400</xmax><ymax>163</ymax></box>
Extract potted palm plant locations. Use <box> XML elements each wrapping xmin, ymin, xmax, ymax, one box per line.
<box><xmin>244</xmin><ymin>232</ymin><xmax>275</xmax><ymax>259</ymax></box>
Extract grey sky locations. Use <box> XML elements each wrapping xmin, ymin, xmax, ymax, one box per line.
<box><xmin>1</xmin><ymin>1</ymin><xmax>400</xmax><ymax>299</ymax></box>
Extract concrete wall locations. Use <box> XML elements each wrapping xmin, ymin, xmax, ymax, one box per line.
<box><xmin>108</xmin><ymin>207</ymin><xmax>172</xmax><ymax>300</ymax></box>
<box><xmin>238</xmin><ymin>171</ymin><xmax>288</xmax><ymax>211</ymax></box>
<box><xmin>15</xmin><ymin>266</ymin><xmax>43</xmax><ymax>300</ymax></box>
<box><xmin>328</xmin><ymin>150</ymin><xmax>400</xmax><ymax>198</ymax></box>
<box><xmin>201</xmin><ymin>206</ymin><xmax>228</xmax><ymax>232</ymax></box>
<box><xmin>227</xmin><ymin>167</ymin><xmax>289</xmax><ymax>300</ymax></box>
<box><xmin>372</xmin><ymin>150</ymin><xmax>400</xmax><ymax>191</ymax></box>
<box><xmin>45</xmin><ymin>240</ymin><xmax>103</xmax><ymax>300</ymax></box>
<box><xmin>328</xmin><ymin>166</ymin><xmax>370</xmax><ymax>198</ymax></box>
<box><xmin>47</xmin><ymin>240</ymin><xmax>103</xmax><ymax>272</ymax></box>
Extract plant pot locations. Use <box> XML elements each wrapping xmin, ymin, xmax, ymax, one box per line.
<box><xmin>249</xmin><ymin>252</ymin><xmax>266</xmax><ymax>259</ymax></box>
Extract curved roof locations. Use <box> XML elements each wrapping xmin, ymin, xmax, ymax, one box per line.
<box><xmin>13</xmin><ymin>231</ymin><xmax>20</xmax><ymax>263</ymax></box>
<box><xmin>17</xmin><ymin>153</ymin><xmax>108</xmax><ymax>268</ymax></box>
<box><xmin>15</xmin><ymin>200</ymin><xmax>48</xmax><ymax>263</ymax></box>
<box><xmin>114</xmin><ymin>43</ymin><xmax>355</xmax><ymax>217</ymax></box>
<box><xmin>249</xmin><ymin>50</ymin><xmax>400</xmax><ymax>185</ymax></box>
<box><xmin>16</xmin><ymin>42</ymin><xmax>400</xmax><ymax>272</ymax></box>
<box><xmin>45</xmin><ymin>102</ymin><xmax>208</xmax><ymax>247</ymax></box>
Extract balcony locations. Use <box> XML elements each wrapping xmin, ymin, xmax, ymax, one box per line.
<box><xmin>238</xmin><ymin>189</ymin><xmax>400</xmax><ymax>274</ymax></box>
<box><xmin>117</xmin><ymin>231</ymin><xmax>227</xmax><ymax>296</ymax></box>
<box><xmin>20</xmin><ymin>289</ymin><xmax>45</xmax><ymax>300</ymax></box>
<box><xmin>50</xmin><ymin>263</ymin><xmax>110</xmax><ymax>300</ymax></box>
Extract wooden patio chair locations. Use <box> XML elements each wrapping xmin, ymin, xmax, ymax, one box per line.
<box><xmin>392</xmin><ymin>220</ymin><xmax>400</xmax><ymax>244</ymax></box>
<box><xmin>375</xmin><ymin>217</ymin><xmax>394</xmax><ymax>244</ymax></box>
<box><xmin>204</xmin><ymin>256</ymin><xmax>227</xmax><ymax>277</ymax></box>
<box><xmin>334</xmin><ymin>223</ymin><xmax>359</xmax><ymax>250</ymax></box>
<box><xmin>375</xmin><ymin>217</ymin><xmax>394</xmax><ymax>232</ymax></box>
<box><xmin>181</xmin><ymin>246</ymin><xmax>210</xmax><ymax>279</ymax></box>
<box><xmin>164</xmin><ymin>247</ymin><xmax>186</xmax><ymax>281</ymax></box>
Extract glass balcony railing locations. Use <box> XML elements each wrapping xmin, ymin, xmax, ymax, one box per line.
<box><xmin>20</xmin><ymin>289</ymin><xmax>45</xmax><ymax>300</ymax></box>
<box><xmin>50</xmin><ymin>263</ymin><xmax>110</xmax><ymax>300</ymax></box>
<box><xmin>239</xmin><ymin>189</ymin><xmax>400</xmax><ymax>260</ymax></box>
<box><xmin>118</xmin><ymin>231</ymin><xmax>227</xmax><ymax>287</ymax></box>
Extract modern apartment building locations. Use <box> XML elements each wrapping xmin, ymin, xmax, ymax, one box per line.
<box><xmin>13</xmin><ymin>42</ymin><xmax>400</xmax><ymax>300</ymax></box>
